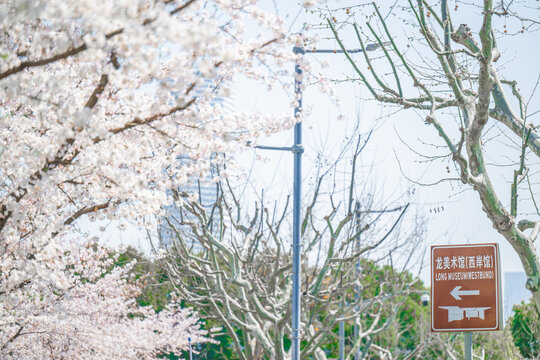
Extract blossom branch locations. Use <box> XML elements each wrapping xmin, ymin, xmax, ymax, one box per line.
<box><xmin>0</xmin><ymin>0</ymin><xmax>198</xmax><ymax>81</ymax></box>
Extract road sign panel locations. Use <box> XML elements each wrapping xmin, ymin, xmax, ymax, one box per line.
<box><xmin>431</xmin><ymin>243</ymin><xmax>502</xmax><ymax>332</ymax></box>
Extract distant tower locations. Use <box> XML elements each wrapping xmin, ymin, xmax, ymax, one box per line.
<box><xmin>158</xmin><ymin>171</ymin><xmax>219</xmax><ymax>249</ymax></box>
<box><xmin>158</xmin><ymin>79</ymin><xmax>233</xmax><ymax>248</ymax></box>
<box><xmin>503</xmin><ymin>272</ymin><xmax>530</xmax><ymax>319</ymax></box>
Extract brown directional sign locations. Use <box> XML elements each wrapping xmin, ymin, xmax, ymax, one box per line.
<box><xmin>431</xmin><ymin>243</ymin><xmax>502</xmax><ymax>332</ymax></box>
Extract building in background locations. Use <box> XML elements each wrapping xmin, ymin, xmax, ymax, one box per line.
<box><xmin>503</xmin><ymin>272</ymin><xmax>530</xmax><ymax>320</ymax></box>
<box><xmin>158</xmin><ymin>79</ymin><xmax>233</xmax><ymax>249</ymax></box>
<box><xmin>157</xmin><ymin>169</ymin><xmax>220</xmax><ymax>249</ymax></box>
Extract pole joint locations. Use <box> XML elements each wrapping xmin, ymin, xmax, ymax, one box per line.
<box><xmin>291</xmin><ymin>145</ymin><xmax>304</xmax><ymax>154</ymax></box>
<box><xmin>293</xmin><ymin>46</ymin><xmax>305</xmax><ymax>55</ymax></box>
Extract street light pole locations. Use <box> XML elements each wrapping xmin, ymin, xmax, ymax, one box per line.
<box><xmin>354</xmin><ymin>201</ymin><xmax>361</xmax><ymax>360</ymax></box>
<box><xmin>256</xmin><ymin>41</ymin><xmax>383</xmax><ymax>360</ymax></box>
<box><xmin>254</xmin><ymin>44</ymin><xmax>304</xmax><ymax>359</ymax></box>
<box><xmin>338</xmin><ymin>299</ymin><xmax>345</xmax><ymax>360</ymax></box>
<box><xmin>291</xmin><ymin>44</ymin><xmax>304</xmax><ymax>360</ymax></box>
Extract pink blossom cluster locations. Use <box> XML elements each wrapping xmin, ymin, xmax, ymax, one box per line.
<box><xmin>0</xmin><ymin>240</ymin><xmax>207</xmax><ymax>358</ymax></box>
<box><xmin>0</xmin><ymin>0</ymin><xmax>295</xmax><ymax>356</ymax></box>
<box><xmin>0</xmin><ymin>0</ymin><xmax>294</xmax><ymax>240</ymax></box>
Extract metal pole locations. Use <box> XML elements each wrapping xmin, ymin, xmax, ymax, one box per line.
<box><xmin>354</xmin><ymin>201</ymin><xmax>361</xmax><ymax>360</ymax></box>
<box><xmin>291</xmin><ymin>45</ymin><xmax>304</xmax><ymax>360</ymax></box>
<box><xmin>464</xmin><ymin>332</ymin><xmax>472</xmax><ymax>360</ymax></box>
<box><xmin>188</xmin><ymin>337</ymin><xmax>193</xmax><ymax>360</ymax></box>
<box><xmin>253</xmin><ymin>43</ymin><xmax>382</xmax><ymax>360</ymax></box>
<box><xmin>339</xmin><ymin>300</ymin><xmax>345</xmax><ymax>360</ymax></box>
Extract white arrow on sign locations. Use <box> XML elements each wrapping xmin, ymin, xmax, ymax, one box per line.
<box><xmin>450</xmin><ymin>286</ymin><xmax>480</xmax><ymax>300</ymax></box>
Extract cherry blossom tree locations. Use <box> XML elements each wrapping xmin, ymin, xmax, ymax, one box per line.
<box><xmin>1</xmin><ymin>241</ymin><xmax>207</xmax><ymax>359</ymax></box>
<box><xmin>0</xmin><ymin>0</ymin><xmax>292</xmax><ymax>240</ymax></box>
<box><xmin>0</xmin><ymin>0</ymin><xmax>294</xmax><ymax>356</ymax></box>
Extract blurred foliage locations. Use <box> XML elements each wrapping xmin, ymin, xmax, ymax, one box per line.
<box><xmin>114</xmin><ymin>247</ymin><xmax>527</xmax><ymax>359</ymax></box>
<box><xmin>510</xmin><ymin>299</ymin><xmax>540</xmax><ymax>359</ymax></box>
<box><xmin>116</xmin><ymin>247</ymin><xmax>239</xmax><ymax>358</ymax></box>
<box><xmin>115</xmin><ymin>247</ymin><xmax>173</xmax><ymax>311</ymax></box>
<box><xmin>421</xmin><ymin>329</ymin><xmax>522</xmax><ymax>360</ymax></box>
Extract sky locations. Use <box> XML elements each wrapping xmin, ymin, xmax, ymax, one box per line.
<box><xmin>88</xmin><ymin>0</ymin><xmax>540</xmax><ymax>300</ymax></box>
<box><xmin>229</xmin><ymin>0</ymin><xmax>540</xmax><ymax>291</ymax></box>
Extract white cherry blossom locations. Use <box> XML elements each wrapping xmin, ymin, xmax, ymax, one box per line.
<box><xmin>0</xmin><ymin>0</ymin><xmax>295</xmax><ymax>356</ymax></box>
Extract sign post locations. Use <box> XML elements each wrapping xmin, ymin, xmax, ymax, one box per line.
<box><xmin>431</xmin><ymin>243</ymin><xmax>502</xmax><ymax>357</ymax></box>
<box><xmin>464</xmin><ymin>332</ymin><xmax>472</xmax><ymax>360</ymax></box>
